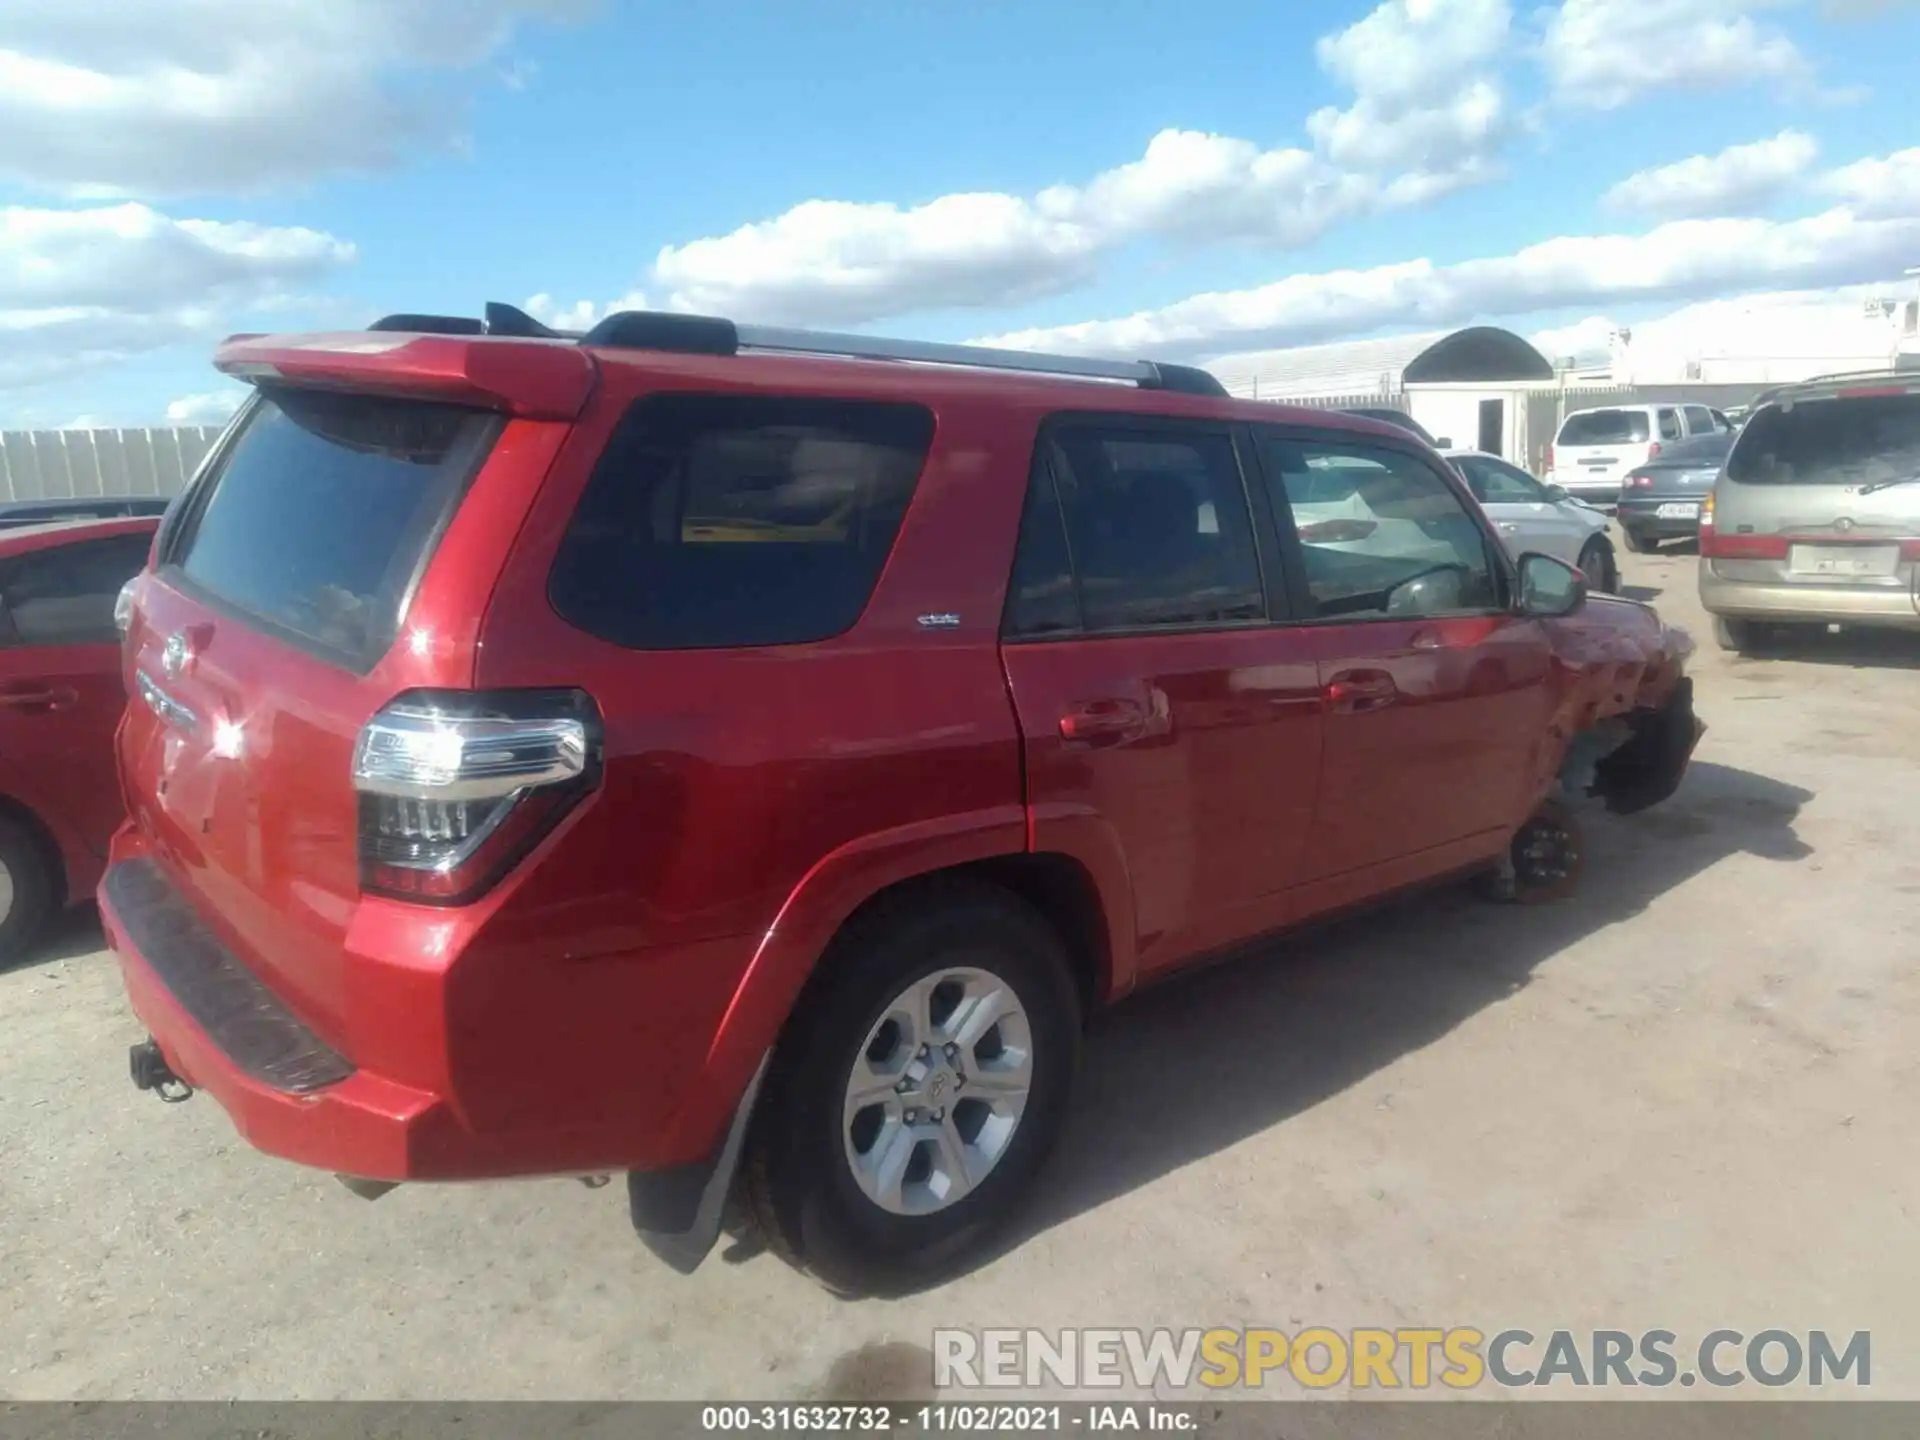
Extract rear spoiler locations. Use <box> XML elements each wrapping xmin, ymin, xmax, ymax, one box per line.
<box><xmin>213</xmin><ymin>331</ymin><xmax>597</xmax><ymax>421</ymax></box>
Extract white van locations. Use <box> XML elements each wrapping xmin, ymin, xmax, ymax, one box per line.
<box><xmin>1547</xmin><ymin>403</ymin><xmax>1730</xmax><ymax>504</ymax></box>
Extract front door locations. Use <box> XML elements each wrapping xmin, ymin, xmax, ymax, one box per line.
<box><xmin>1253</xmin><ymin>431</ymin><xmax>1556</xmax><ymax>891</ymax></box>
<box><xmin>1000</xmin><ymin>419</ymin><xmax>1324</xmax><ymax>976</ymax></box>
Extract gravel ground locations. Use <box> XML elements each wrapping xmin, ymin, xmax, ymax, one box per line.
<box><xmin>3</xmin><ymin>541</ymin><xmax>1916</xmax><ymax>1403</ymax></box>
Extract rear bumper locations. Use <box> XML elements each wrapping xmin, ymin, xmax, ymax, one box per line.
<box><xmin>99</xmin><ymin>855</ymin><xmax>753</xmax><ymax>1194</ymax></box>
<box><xmin>103</xmin><ymin>859</ymin><xmax>445</xmax><ymax>1180</ymax></box>
<box><xmin>1698</xmin><ymin>566</ymin><xmax>1920</xmax><ymax>628</ymax></box>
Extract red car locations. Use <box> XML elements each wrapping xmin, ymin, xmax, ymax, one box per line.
<box><xmin>106</xmin><ymin>305</ymin><xmax>1701</xmax><ymax>1296</ymax></box>
<box><xmin>0</xmin><ymin>517</ymin><xmax>158</xmax><ymax>963</ymax></box>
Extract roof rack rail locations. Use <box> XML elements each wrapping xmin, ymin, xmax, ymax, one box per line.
<box><xmin>366</xmin><ymin>302</ymin><xmax>1230</xmax><ymax>398</ymax></box>
<box><xmin>581</xmin><ymin>307</ymin><xmax>1229</xmax><ymax>397</ymax></box>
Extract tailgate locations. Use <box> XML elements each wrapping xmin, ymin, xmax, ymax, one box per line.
<box><xmin>118</xmin><ymin>385</ymin><xmax>523</xmax><ymax>1048</ymax></box>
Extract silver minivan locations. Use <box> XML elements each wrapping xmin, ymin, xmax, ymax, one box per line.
<box><xmin>1699</xmin><ymin>371</ymin><xmax>1920</xmax><ymax>652</ymax></box>
<box><xmin>1547</xmin><ymin>403</ymin><xmax>1730</xmax><ymax>504</ymax></box>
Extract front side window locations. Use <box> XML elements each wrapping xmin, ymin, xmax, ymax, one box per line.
<box><xmin>1658</xmin><ymin>409</ymin><xmax>1683</xmax><ymax>442</ymax></box>
<box><xmin>550</xmin><ymin>394</ymin><xmax>934</xmax><ymax>650</ymax></box>
<box><xmin>1041</xmin><ymin>424</ymin><xmax>1266</xmax><ymax>634</ymax></box>
<box><xmin>1684</xmin><ymin>405</ymin><xmax>1717</xmax><ymax>435</ymax></box>
<box><xmin>0</xmin><ymin>532</ymin><xmax>153</xmax><ymax>648</ymax></box>
<box><xmin>1262</xmin><ymin>437</ymin><xmax>1500</xmax><ymax>619</ymax></box>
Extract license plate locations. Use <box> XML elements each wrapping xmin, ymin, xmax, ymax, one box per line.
<box><xmin>1789</xmin><ymin>544</ymin><xmax>1899</xmax><ymax>577</ymax></box>
<box><xmin>1579</xmin><ymin>459</ymin><xmax>1615</xmax><ymax>468</ymax></box>
<box><xmin>1656</xmin><ymin>502</ymin><xmax>1700</xmax><ymax>519</ymax></box>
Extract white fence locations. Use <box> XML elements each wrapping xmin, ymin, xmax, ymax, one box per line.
<box><xmin>0</xmin><ymin>426</ymin><xmax>224</xmax><ymax>504</ymax></box>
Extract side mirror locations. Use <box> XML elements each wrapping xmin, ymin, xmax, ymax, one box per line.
<box><xmin>1542</xmin><ymin>483</ymin><xmax>1570</xmax><ymax>503</ymax></box>
<box><xmin>1516</xmin><ymin>552</ymin><xmax>1587</xmax><ymax>617</ymax></box>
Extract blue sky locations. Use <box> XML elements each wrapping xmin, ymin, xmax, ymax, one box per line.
<box><xmin>4</xmin><ymin>0</ymin><xmax>1919</xmax><ymax>429</ymax></box>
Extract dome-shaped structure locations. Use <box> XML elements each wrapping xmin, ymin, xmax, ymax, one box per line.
<box><xmin>1206</xmin><ymin>325</ymin><xmax>1554</xmax><ymax>400</ymax></box>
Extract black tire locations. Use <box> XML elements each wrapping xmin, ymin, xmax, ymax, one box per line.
<box><xmin>740</xmin><ymin>880</ymin><xmax>1081</xmax><ymax>1297</ymax></box>
<box><xmin>1578</xmin><ymin>537</ymin><xmax>1619</xmax><ymax>594</ymax></box>
<box><xmin>0</xmin><ymin>814</ymin><xmax>56</xmax><ymax>969</ymax></box>
<box><xmin>1714</xmin><ymin>616</ymin><xmax>1767</xmax><ymax>654</ymax></box>
<box><xmin>1621</xmin><ymin>527</ymin><xmax>1659</xmax><ymax>554</ymax></box>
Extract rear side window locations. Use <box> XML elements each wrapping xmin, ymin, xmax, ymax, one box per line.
<box><xmin>1727</xmin><ymin>393</ymin><xmax>1920</xmax><ymax>486</ymax></box>
<box><xmin>549</xmin><ymin>394</ymin><xmax>933</xmax><ymax>650</ymax></box>
<box><xmin>1559</xmin><ymin>410</ymin><xmax>1650</xmax><ymax>445</ymax></box>
<box><xmin>1035</xmin><ymin>424</ymin><xmax>1265</xmax><ymax>634</ymax></box>
<box><xmin>0</xmin><ymin>532</ymin><xmax>153</xmax><ymax>648</ymax></box>
<box><xmin>168</xmin><ymin>388</ymin><xmax>500</xmax><ymax>671</ymax></box>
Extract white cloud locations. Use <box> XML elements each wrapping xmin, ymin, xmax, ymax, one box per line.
<box><xmin>523</xmin><ymin>292</ymin><xmax>651</xmax><ymax>332</ymax></box>
<box><xmin>1821</xmin><ymin>146</ymin><xmax>1920</xmax><ymax>218</ymax></box>
<box><xmin>0</xmin><ymin>0</ymin><xmax>581</xmax><ymax>197</ymax></box>
<box><xmin>1307</xmin><ymin>0</ymin><xmax>1513</xmax><ymax>173</ymax></box>
<box><xmin>1543</xmin><ymin>0</ymin><xmax>1809</xmax><ymax>110</ymax></box>
<box><xmin>606</xmin><ymin>0</ymin><xmax>1523</xmax><ymax>330</ymax></box>
<box><xmin>0</xmin><ymin>203</ymin><xmax>354</xmax><ymax>389</ymax></box>
<box><xmin>165</xmin><ymin>388</ymin><xmax>247</xmax><ymax>424</ymax></box>
<box><xmin>1602</xmin><ymin>131</ymin><xmax>1819</xmax><ymax>219</ymax></box>
<box><xmin>968</xmin><ymin>204</ymin><xmax>1920</xmax><ymax>360</ymax></box>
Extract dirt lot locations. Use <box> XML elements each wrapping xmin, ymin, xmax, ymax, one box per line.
<box><xmin>4</xmin><ymin>541</ymin><xmax>1917</xmax><ymax>1403</ymax></box>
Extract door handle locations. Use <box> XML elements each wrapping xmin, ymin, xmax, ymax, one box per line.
<box><xmin>1498</xmin><ymin>521</ymin><xmax>1520</xmax><ymax>533</ymax></box>
<box><xmin>1059</xmin><ymin>699</ymin><xmax>1148</xmax><ymax>743</ymax></box>
<box><xmin>1324</xmin><ymin>670</ymin><xmax>1398</xmax><ymax>713</ymax></box>
<box><xmin>0</xmin><ymin>684</ymin><xmax>78</xmax><ymax>712</ymax></box>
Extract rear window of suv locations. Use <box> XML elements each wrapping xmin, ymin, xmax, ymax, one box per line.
<box><xmin>549</xmin><ymin>393</ymin><xmax>934</xmax><ymax>650</ymax></box>
<box><xmin>167</xmin><ymin>387</ymin><xmax>500</xmax><ymax>671</ymax></box>
<box><xmin>1727</xmin><ymin>392</ymin><xmax>1920</xmax><ymax>486</ymax></box>
<box><xmin>1558</xmin><ymin>410</ymin><xmax>1651</xmax><ymax>445</ymax></box>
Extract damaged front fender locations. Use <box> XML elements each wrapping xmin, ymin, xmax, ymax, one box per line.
<box><xmin>1536</xmin><ymin>597</ymin><xmax>1706</xmax><ymax>817</ymax></box>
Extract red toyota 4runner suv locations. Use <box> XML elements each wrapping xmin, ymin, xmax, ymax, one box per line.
<box><xmin>107</xmin><ymin>304</ymin><xmax>1701</xmax><ymax>1296</ymax></box>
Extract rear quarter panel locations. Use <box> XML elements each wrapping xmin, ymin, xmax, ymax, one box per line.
<box><xmin>461</xmin><ymin>377</ymin><xmax>1045</xmax><ymax>1162</ymax></box>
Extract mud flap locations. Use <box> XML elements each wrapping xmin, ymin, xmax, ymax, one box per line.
<box><xmin>1589</xmin><ymin>676</ymin><xmax>1705</xmax><ymax>816</ymax></box>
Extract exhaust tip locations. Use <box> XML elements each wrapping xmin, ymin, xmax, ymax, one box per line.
<box><xmin>336</xmin><ymin>1175</ymin><xmax>402</xmax><ymax>1201</ymax></box>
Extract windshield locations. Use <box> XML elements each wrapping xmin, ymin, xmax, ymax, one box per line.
<box><xmin>1558</xmin><ymin>409</ymin><xmax>1651</xmax><ymax>445</ymax></box>
<box><xmin>1726</xmin><ymin>392</ymin><xmax>1920</xmax><ymax>487</ymax></box>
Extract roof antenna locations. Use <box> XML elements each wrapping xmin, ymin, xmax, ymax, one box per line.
<box><xmin>484</xmin><ymin>302</ymin><xmax>562</xmax><ymax>339</ymax></box>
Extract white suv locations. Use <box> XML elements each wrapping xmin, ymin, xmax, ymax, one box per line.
<box><xmin>1547</xmin><ymin>403</ymin><xmax>1730</xmax><ymax>505</ymax></box>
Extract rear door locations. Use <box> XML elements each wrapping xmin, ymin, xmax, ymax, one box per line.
<box><xmin>1254</xmin><ymin>429</ymin><xmax>1556</xmax><ymax>897</ymax></box>
<box><xmin>999</xmin><ymin>417</ymin><xmax>1325</xmax><ymax>976</ymax></box>
<box><xmin>1709</xmin><ymin>387</ymin><xmax>1920</xmax><ymax>603</ymax></box>
<box><xmin>0</xmin><ymin>529</ymin><xmax>155</xmax><ymax>857</ymax></box>
<box><xmin>1552</xmin><ymin>407</ymin><xmax>1659</xmax><ymax>498</ymax></box>
<box><xmin>118</xmin><ymin>385</ymin><xmax>514</xmax><ymax>1044</ymax></box>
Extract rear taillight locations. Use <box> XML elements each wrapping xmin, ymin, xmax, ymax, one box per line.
<box><xmin>352</xmin><ymin>689</ymin><xmax>601</xmax><ymax>905</ymax></box>
<box><xmin>1545</xmin><ymin>444</ymin><xmax>1555</xmax><ymax>471</ymax></box>
<box><xmin>1699</xmin><ymin>530</ymin><xmax>1789</xmax><ymax>560</ymax></box>
<box><xmin>1624</xmin><ymin>472</ymin><xmax>1654</xmax><ymax>490</ymax></box>
<box><xmin>114</xmin><ymin>577</ymin><xmax>140</xmax><ymax>639</ymax></box>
